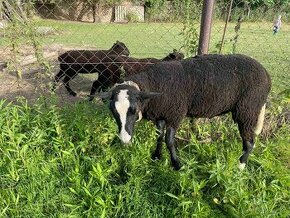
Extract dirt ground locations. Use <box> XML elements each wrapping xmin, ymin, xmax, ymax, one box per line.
<box><xmin>0</xmin><ymin>68</ymin><xmax>98</xmax><ymax>105</ymax></box>
<box><xmin>0</xmin><ymin>44</ymin><xmax>101</xmax><ymax>105</ymax></box>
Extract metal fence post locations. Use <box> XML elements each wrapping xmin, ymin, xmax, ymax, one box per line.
<box><xmin>198</xmin><ymin>0</ymin><xmax>215</xmax><ymax>55</ymax></box>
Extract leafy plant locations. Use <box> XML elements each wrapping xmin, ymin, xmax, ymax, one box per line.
<box><xmin>179</xmin><ymin>1</ymin><xmax>199</xmax><ymax>57</ymax></box>
<box><xmin>126</xmin><ymin>12</ymin><xmax>140</xmax><ymax>23</ymax></box>
<box><xmin>0</xmin><ymin>90</ymin><xmax>289</xmax><ymax>217</ymax></box>
<box><xmin>3</xmin><ymin>1</ymin><xmax>52</xmax><ymax>89</ymax></box>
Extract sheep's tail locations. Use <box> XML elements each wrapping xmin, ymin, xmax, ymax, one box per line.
<box><xmin>254</xmin><ymin>103</ymin><xmax>266</xmax><ymax>135</ymax></box>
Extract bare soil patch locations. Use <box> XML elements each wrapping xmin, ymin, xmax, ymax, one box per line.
<box><xmin>0</xmin><ymin>44</ymin><xmax>100</xmax><ymax>105</ymax></box>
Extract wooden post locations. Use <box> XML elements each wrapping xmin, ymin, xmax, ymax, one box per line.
<box><xmin>198</xmin><ymin>0</ymin><xmax>215</xmax><ymax>55</ymax></box>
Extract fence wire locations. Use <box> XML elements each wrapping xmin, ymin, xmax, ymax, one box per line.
<box><xmin>0</xmin><ymin>0</ymin><xmax>289</xmax><ymax>103</ymax></box>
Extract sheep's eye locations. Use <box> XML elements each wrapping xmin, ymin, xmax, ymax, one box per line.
<box><xmin>129</xmin><ymin>107</ymin><xmax>136</xmax><ymax>114</ymax></box>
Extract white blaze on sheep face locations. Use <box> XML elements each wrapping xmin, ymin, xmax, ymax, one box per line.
<box><xmin>114</xmin><ymin>90</ymin><xmax>131</xmax><ymax>144</ymax></box>
<box><xmin>109</xmin><ymin>83</ymin><xmax>144</xmax><ymax>145</ymax></box>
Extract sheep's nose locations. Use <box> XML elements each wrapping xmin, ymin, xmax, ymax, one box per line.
<box><xmin>119</xmin><ymin>130</ymin><xmax>132</xmax><ymax>144</ymax></box>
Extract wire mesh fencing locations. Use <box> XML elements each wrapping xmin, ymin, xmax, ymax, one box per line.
<box><xmin>0</xmin><ymin>0</ymin><xmax>289</xmax><ymax>104</ymax></box>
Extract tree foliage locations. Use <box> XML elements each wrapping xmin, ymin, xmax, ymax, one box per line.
<box><xmin>217</xmin><ymin>0</ymin><xmax>290</xmax><ymax>7</ymax></box>
<box><xmin>31</xmin><ymin>0</ymin><xmax>290</xmax><ymax>6</ymax></box>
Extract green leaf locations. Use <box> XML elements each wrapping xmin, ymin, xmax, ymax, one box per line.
<box><xmin>95</xmin><ymin>197</ymin><xmax>106</xmax><ymax>207</ymax></box>
<box><xmin>69</xmin><ymin>187</ymin><xmax>77</xmax><ymax>195</ymax></box>
<box><xmin>165</xmin><ymin>192</ymin><xmax>179</xmax><ymax>200</ymax></box>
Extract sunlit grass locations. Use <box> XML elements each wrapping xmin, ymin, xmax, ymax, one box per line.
<box><xmin>2</xmin><ymin>18</ymin><xmax>289</xmax><ymax>92</ymax></box>
<box><xmin>0</xmin><ymin>95</ymin><xmax>289</xmax><ymax>217</ymax></box>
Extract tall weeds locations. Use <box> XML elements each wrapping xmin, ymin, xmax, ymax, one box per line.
<box><xmin>0</xmin><ymin>98</ymin><xmax>289</xmax><ymax>217</ymax></box>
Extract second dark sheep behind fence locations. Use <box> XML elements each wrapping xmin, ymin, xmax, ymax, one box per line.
<box><xmin>88</xmin><ymin>49</ymin><xmax>184</xmax><ymax>101</ymax></box>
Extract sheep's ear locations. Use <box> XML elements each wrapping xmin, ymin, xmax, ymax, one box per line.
<box><xmin>139</xmin><ymin>91</ymin><xmax>162</xmax><ymax>100</ymax></box>
<box><xmin>89</xmin><ymin>91</ymin><xmax>112</xmax><ymax>100</ymax></box>
<box><xmin>169</xmin><ymin>53</ymin><xmax>176</xmax><ymax>59</ymax></box>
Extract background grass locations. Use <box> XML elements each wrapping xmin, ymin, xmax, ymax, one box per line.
<box><xmin>0</xmin><ymin>18</ymin><xmax>290</xmax><ymax>93</ymax></box>
<box><xmin>0</xmin><ymin>18</ymin><xmax>290</xmax><ymax>217</ymax></box>
<box><xmin>2</xmin><ymin>18</ymin><xmax>288</xmax><ymax>92</ymax></box>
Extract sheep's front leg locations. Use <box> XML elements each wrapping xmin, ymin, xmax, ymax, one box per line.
<box><xmin>52</xmin><ymin>70</ymin><xmax>65</xmax><ymax>92</ymax></box>
<box><xmin>152</xmin><ymin>120</ymin><xmax>166</xmax><ymax>160</ymax></box>
<box><xmin>165</xmin><ymin>127</ymin><xmax>181</xmax><ymax>170</ymax></box>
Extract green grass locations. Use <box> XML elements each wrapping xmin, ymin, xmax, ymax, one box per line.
<box><xmin>0</xmin><ymin>19</ymin><xmax>290</xmax><ymax>217</ymax></box>
<box><xmin>0</xmin><ymin>97</ymin><xmax>289</xmax><ymax>217</ymax></box>
<box><xmin>1</xmin><ymin>19</ymin><xmax>289</xmax><ymax>92</ymax></box>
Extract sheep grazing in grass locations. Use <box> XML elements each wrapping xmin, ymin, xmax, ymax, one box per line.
<box><xmin>52</xmin><ymin>41</ymin><xmax>130</xmax><ymax>96</ymax></box>
<box><xmin>93</xmin><ymin>54</ymin><xmax>271</xmax><ymax>170</ymax></box>
<box><xmin>88</xmin><ymin>49</ymin><xmax>184</xmax><ymax>101</ymax></box>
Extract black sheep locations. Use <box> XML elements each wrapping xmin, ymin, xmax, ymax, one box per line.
<box><xmin>52</xmin><ymin>41</ymin><xmax>130</xmax><ymax>96</ymax></box>
<box><xmin>88</xmin><ymin>49</ymin><xmax>184</xmax><ymax>101</ymax></box>
<box><xmin>94</xmin><ymin>54</ymin><xmax>271</xmax><ymax>170</ymax></box>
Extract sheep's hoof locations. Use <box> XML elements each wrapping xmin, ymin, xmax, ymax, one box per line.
<box><xmin>50</xmin><ymin>87</ymin><xmax>56</xmax><ymax>93</ymax></box>
<box><xmin>69</xmin><ymin>92</ymin><xmax>77</xmax><ymax>97</ymax></box>
<box><xmin>88</xmin><ymin>96</ymin><xmax>94</xmax><ymax>101</ymax></box>
<box><xmin>151</xmin><ymin>151</ymin><xmax>162</xmax><ymax>160</ymax></box>
<box><xmin>172</xmin><ymin>160</ymin><xmax>182</xmax><ymax>171</ymax></box>
<box><xmin>238</xmin><ymin>162</ymin><xmax>246</xmax><ymax>170</ymax></box>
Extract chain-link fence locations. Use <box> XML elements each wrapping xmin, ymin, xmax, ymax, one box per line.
<box><xmin>0</xmin><ymin>0</ymin><xmax>289</xmax><ymax>103</ymax></box>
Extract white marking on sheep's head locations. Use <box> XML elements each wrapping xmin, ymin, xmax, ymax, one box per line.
<box><xmin>95</xmin><ymin>81</ymin><xmax>161</xmax><ymax>144</ymax></box>
<box><xmin>113</xmin><ymin>90</ymin><xmax>131</xmax><ymax>143</ymax></box>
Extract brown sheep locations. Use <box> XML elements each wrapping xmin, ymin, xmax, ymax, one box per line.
<box><xmin>52</xmin><ymin>41</ymin><xmax>130</xmax><ymax>96</ymax></box>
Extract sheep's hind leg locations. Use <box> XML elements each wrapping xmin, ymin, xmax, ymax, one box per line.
<box><xmin>239</xmin><ymin>139</ymin><xmax>254</xmax><ymax>170</ymax></box>
<box><xmin>236</xmin><ymin>102</ymin><xmax>265</xmax><ymax>170</ymax></box>
<box><xmin>237</xmin><ymin>118</ymin><xmax>255</xmax><ymax>170</ymax></box>
<box><xmin>152</xmin><ymin>120</ymin><xmax>166</xmax><ymax>160</ymax></box>
<box><xmin>165</xmin><ymin>127</ymin><xmax>181</xmax><ymax>170</ymax></box>
<box><xmin>63</xmin><ymin>75</ymin><xmax>77</xmax><ymax>96</ymax></box>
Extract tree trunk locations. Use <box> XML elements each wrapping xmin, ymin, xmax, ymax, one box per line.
<box><xmin>92</xmin><ymin>3</ymin><xmax>96</xmax><ymax>22</ymax></box>
<box><xmin>244</xmin><ymin>2</ymin><xmax>250</xmax><ymax>18</ymax></box>
<box><xmin>93</xmin><ymin>3</ymin><xmax>102</xmax><ymax>23</ymax></box>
